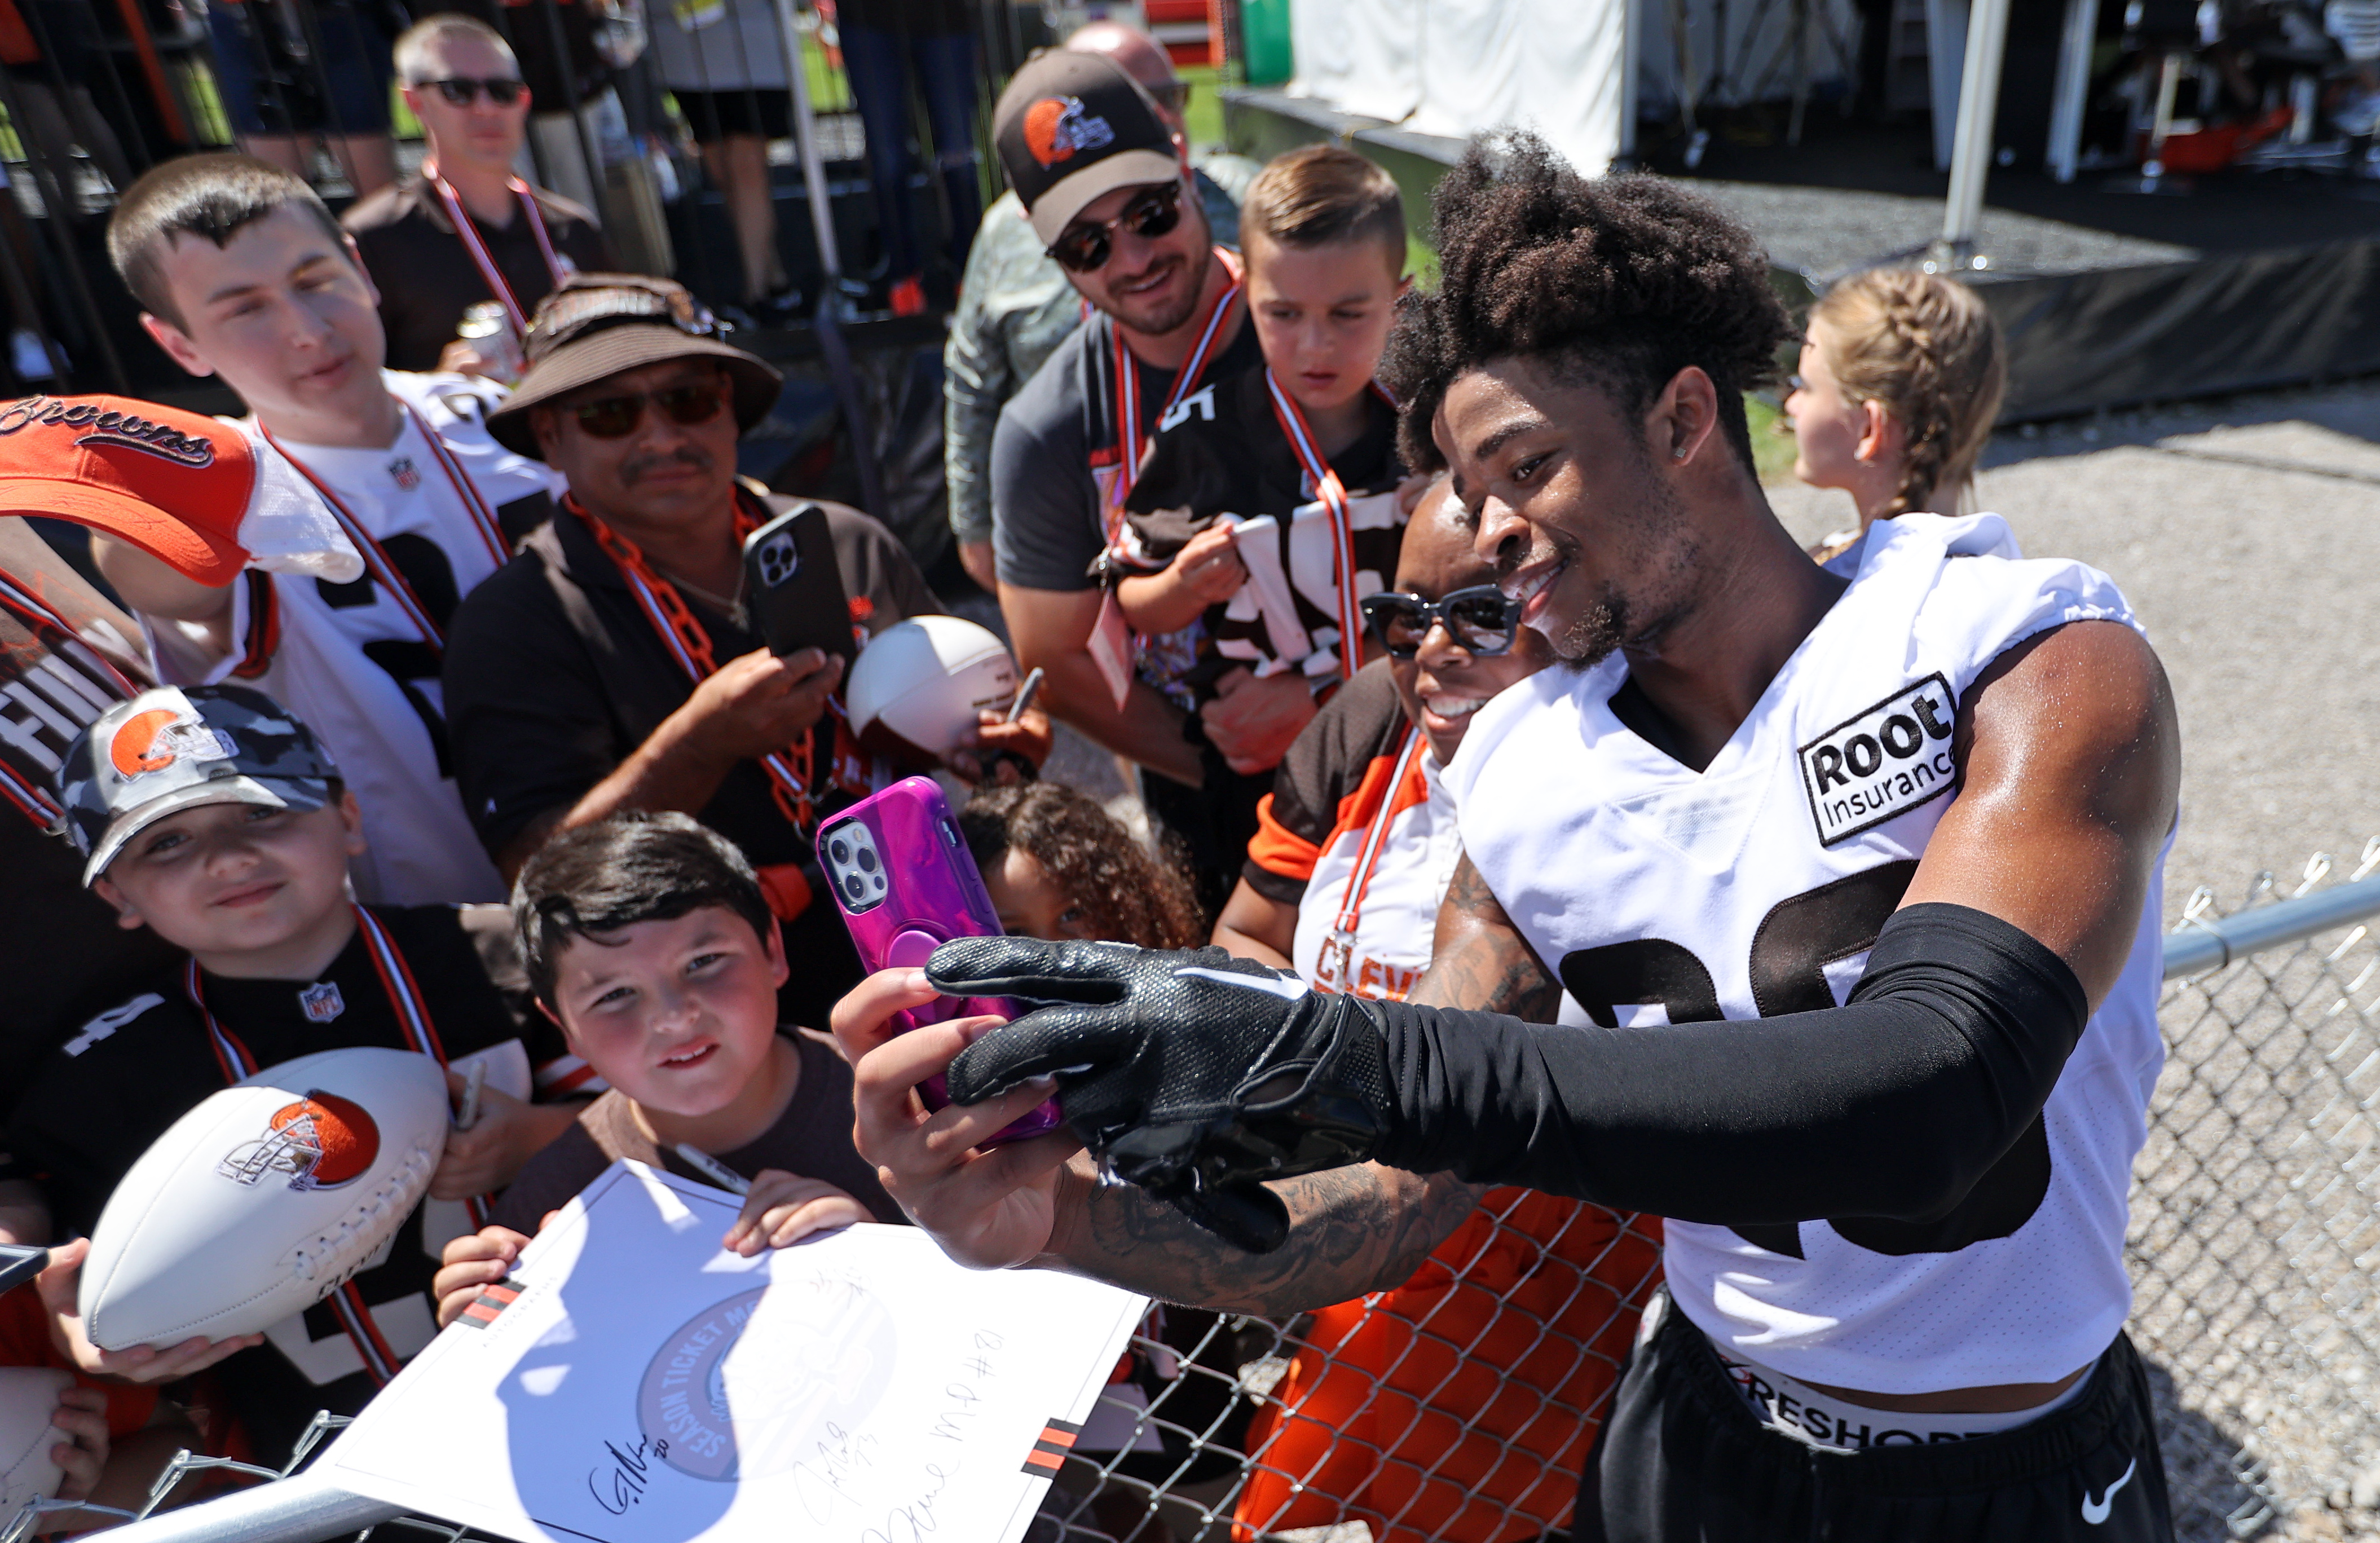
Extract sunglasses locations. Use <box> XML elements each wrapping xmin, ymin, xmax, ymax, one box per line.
<box><xmin>1047</xmin><ymin>181</ymin><xmax>1183</xmax><ymax>273</ymax></box>
<box><xmin>565</xmin><ymin>382</ymin><xmax>729</xmax><ymax>439</ymax></box>
<box><xmin>1361</xmin><ymin>584</ymin><xmax>1524</xmax><ymax>659</ymax></box>
<box><xmin>421</xmin><ymin>76</ymin><xmax>527</xmax><ymax>107</ymax></box>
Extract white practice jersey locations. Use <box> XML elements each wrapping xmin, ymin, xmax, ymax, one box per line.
<box><xmin>148</xmin><ymin>372</ymin><xmax>562</xmax><ymax>904</ymax></box>
<box><xmin>1445</xmin><ymin>513</ymin><xmax>2167</xmax><ymax>1394</ymax></box>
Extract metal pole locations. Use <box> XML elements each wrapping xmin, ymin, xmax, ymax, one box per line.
<box><xmin>82</xmin><ymin>1475</ymin><xmax>399</xmax><ymax>1543</ymax></box>
<box><xmin>2046</xmin><ymin>0</ymin><xmax>2099</xmax><ymax>182</ymax></box>
<box><xmin>1619</xmin><ymin>0</ymin><xmax>1642</xmax><ymax>162</ymax></box>
<box><xmin>1935</xmin><ymin>0</ymin><xmax>2009</xmax><ymax>258</ymax></box>
<box><xmin>775</xmin><ymin>0</ymin><xmax>844</xmax><ymax>283</ymax></box>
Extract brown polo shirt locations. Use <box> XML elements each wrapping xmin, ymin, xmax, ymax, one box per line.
<box><xmin>344</xmin><ymin>176</ymin><xmax>615</xmax><ymax>372</ymax></box>
<box><xmin>440</xmin><ymin>494</ymin><xmax>942</xmax><ymax>1028</ymax></box>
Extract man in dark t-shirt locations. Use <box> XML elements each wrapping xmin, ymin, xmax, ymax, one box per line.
<box><xmin>344</xmin><ymin>15</ymin><xmax>614</xmax><ymax>374</ymax></box>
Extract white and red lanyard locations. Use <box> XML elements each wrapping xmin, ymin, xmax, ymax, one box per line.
<box><xmin>1316</xmin><ymin>726</ymin><xmax>1425</xmax><ymax>993</ymax></box>
<box><xmin>423</xmin><ymin>160</ymin><xmax>565</xmax><ymax>336</ymax></box>
<box><xmin>570</xmin><ymin>492</ymin><xmax>826</xmax><ymax>830</ymax></box>
<box><xmin>187</xmin><ymin>905</ymin><xmax>474</xmax><ymax>1385</ymax></box>
<box><xmin>257</xmin><ymin>403</ymin><xmax>509</xmax><ymax>652</ymax></box>
<box><xmin>1262</xmin><ymin>368</ymin><xmax>1396</xmax><ymax>685</ymax></box>
<box><xmin>0</xmin><ymin>572</ymin><xmax>140</xmax><ymax>830</ymax></box>
<box><xmin>1100</xmin><ymin>247</ymin><xmax>1244</xmax><ymax>549</ymax></box>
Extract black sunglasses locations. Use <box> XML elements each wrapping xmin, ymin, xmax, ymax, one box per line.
<box><xmin>566</xmin><ymin>381</ymin><xmax>729</xmax><ymax>439</ymax></box>
<box><xmin>1361</xmin><ymin>584</ymin><xmax>1524</xmax><ymax>659</ymax></box>
<box><xmin>1047</xmin><ymin>182</ymin><xmax>1183</xmax><ymax>273</ymax></box>
<box><xmin>422</xmin><ymin>76</ymin><xmax>527</xmax><ymax>107</ymax></box>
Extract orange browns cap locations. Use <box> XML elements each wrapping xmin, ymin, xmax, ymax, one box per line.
<box><xmin>0</xmin><ymin>394</ymin><xmax>358</xmax><ymax>585</ymax></box>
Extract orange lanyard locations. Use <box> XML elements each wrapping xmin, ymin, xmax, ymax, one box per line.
<box><xmin>1317</xmin><ymin>727</ymin><xmax>1425</xmax><ymax>991</ymax></box>
<box><xmin>1103</xmin><ymin>247</ymin><xmax>1244</xmax><ymax>547</ymax></box>
<box><xmin>422</xmin><ymin>160</ymin><xmax>565</xmax><ymax>335</ymax></box>
<box><xmin>188</xmin><ymin>903</ymin><xmax>469</xmax><ymax>1384</ymax></box>
<box><xmin>1260</xmin><ymin>368</ymin><xmax>1395</xmax><ymax>685</ymax></box>
<box><xmin>568</xmin><ymin>491</ymin><xmax>821</xmax><ymax>830</ymax></box>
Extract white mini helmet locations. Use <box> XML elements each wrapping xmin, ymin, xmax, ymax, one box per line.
<box><xmin>846</xmin><ymin>616</ymin><xmax>1020</xmax><ymax>757</ymax></box>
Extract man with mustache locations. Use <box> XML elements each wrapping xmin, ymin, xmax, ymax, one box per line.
<box><xmin>985</xmin><ymin>50</ymin><xmax>1302</xmax><ymax>903</ymax></box>
<box><xmin>440</xmin><ymin>275</ymin><xmax>1037</xmax><ymax>1028</ymax></box>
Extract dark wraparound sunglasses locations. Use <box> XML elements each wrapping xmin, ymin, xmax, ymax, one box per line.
<box><xmin>1047</xmin><ymin>181</ymin><xmax>1183</xmax><ymax>273</ymax></box>
<box><xmin>566</xmin><ymin>382</ymin><xmax>729</xmax><ymax>439</ymax></box>
<box><xmin>422</xmin><ymin>76</ymin><xmax>527</xmax><ymax>106</ymax></box>
<box><xmin>1362</xmin><ymin>584</ymin><xmax>1524</xmax><ymax>658</ymax></box>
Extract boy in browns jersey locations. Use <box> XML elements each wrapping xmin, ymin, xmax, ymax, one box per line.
<box><xmin>1108</xmin><ymin>146</ymin><xmax>1411</xmax><ymax>902</ymax></box>
<box><xmin>10</xmin><ymin>686</ymin><xmax>587</xmax><ymax>1465</ymax></box>
<box><xmin>83</xmin><ymin>153</ymin><xmax>563</xmax><ymax>907</ymax></box>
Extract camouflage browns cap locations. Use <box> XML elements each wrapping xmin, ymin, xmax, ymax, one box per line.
<box><xmin>57</xmin><ymin>685</ymin><xmax>340</xmax><ymax>885</ymax></box>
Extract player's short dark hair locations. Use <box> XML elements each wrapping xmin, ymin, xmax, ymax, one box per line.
<box><xmin>1241</xmin><ymin>144</ymin><xmax>1405</xmax><ymax>274</ymax></box>
<box><xmin>512</xmin><ymin>811</ymin><xmax>775</xmax><ymax>1007</ymax></box>
<box><xmin>107</xmin><ymin>153</ymin><xmax>354</xmax><ymax>330</ymax></box>
<box><xmin>1382</xmin><ymin>131</ymin><xmax>1793</xmax><ymax>474</ymax></box>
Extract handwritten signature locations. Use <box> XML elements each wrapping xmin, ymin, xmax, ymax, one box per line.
<box><xmin>790</xmin><ymin>1422</ymin><xmax>882</xmax><ymax>1523</ymax></box>
<box><xmin>588</xmin><ymin>1435</ymin><xmax>667</xmax><ymax>1515</ymax></box>
<box><xmin>857</xmin><ymin>1461</ymin><xmax>956</xmax><ymax>1543</ymax></box>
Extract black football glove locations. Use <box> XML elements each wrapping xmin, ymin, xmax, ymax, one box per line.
<box><xmin>933</xmin><ymin>938</ymin><xmax>1395</xmax><ymax>1254</ymax></box>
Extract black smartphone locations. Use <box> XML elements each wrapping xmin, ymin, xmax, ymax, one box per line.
<box><xmin>741</xmin><ymin>503</ymin><xmax>858</xmax><ymax>670</ymax></box>
<box><xmin>0</xmin><ymin>1242</ymin><xmax>47</xmax><ymax>1297</ymax></box>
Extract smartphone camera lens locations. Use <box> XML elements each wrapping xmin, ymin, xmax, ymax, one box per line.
<box><xmin>843</xmin><ymin>873</ymin><xmax>866</xmax><ymax>903</ymax></box>
<box><xmin>829</xmin><ymin>839</ymin><xmax>849</xmax><ymax>865</ymax></box>
<box><xmin>857</xmin><ymin>848</ymin><xmax>879</xmax><ymax>874</ymax></box>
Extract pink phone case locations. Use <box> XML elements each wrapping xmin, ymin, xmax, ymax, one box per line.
<box><xmin>816</xmin><ymin>777</ymin><xmax>1064</xmax><ymax>1143</ymax></box>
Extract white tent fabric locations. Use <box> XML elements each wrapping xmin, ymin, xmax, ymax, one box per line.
<box><xmin>1288</xmin><ymin>0</ymin><xmax>1628</xmax><ymax>174</ymax></box>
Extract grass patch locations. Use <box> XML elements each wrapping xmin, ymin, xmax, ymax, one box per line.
<box><xmin>1744</xmin><ymin>394</ymin><xmax>1801</xmax><ymax>488</ymax></box>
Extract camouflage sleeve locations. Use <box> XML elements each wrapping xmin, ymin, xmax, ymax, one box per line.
<box><xmin>945</xmin><ymin>227</ymin><xmax>1020</xmax><ymax>549</ymax></box>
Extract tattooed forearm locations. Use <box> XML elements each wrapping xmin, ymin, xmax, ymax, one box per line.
<box><xmin>1034</xmin><ymin>1158</ymin><xmax>1482</xmax><ymax>1313</ymax></box>
<box><xmin>1413</xmin><ymin>850</ymin><xmax>1562</xmax><ymax>1017</ymax></box>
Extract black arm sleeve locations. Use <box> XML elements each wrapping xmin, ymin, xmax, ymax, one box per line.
<box><xmin>1368</xmin><ymin>902</ymin><xmax>2090</xmax><ymax>1226</ymax></box>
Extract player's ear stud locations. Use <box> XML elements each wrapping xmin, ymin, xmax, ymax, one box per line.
<box><xmin>1672</xmin><ymin>445</ymin><xmax>1688</xmax><ymax>460</ymax></box>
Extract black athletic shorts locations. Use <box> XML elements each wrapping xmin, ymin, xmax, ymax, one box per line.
<box><xmin>1576</xmin><ymin>1290</ymin><xmax>2174</xmax><ymax>1542</ymax></box>
<box><xmin>672</xmin><ymin>87</ymin><xmax>791</xmax><ymax>144</ymax></box>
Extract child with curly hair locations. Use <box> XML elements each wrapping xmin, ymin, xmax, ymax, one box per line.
<box><xmin>1784</xmin><ymin>267</ymin><xmax>2007</xmax><ymax>565</ymax></box>
<box><xmin>958</xmin><ymin>781</ymin><xmax>1206</xmax><ymax>950</ymax></box>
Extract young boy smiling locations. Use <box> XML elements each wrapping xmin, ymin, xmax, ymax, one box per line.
<box><xmin>432</xmin><ymin>813</ymin><xmax>896</xmax><ymax>1327</ymax></box>
<box><xmin>9</xmin><ymin>685</ymin><xmax>579</xmax><ymax>1463</ymax></box>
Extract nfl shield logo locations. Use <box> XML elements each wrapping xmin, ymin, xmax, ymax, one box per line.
<box><xmin>387</xmin><ymin>456</ymin><xmax>422</xmax><ymax>491</ymax></box>
<box><xmin>298</xmin><ymin>981</ymin><xmax>345</xmax><ymax>1023</ymax></box>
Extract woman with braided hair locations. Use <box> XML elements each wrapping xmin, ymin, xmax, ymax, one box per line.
<box><xmin>1784</xmin><ymin>268</ymin><xmax>2007</xmax><ymax>565</ymax></box>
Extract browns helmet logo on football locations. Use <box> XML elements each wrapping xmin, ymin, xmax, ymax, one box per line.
<box><xmin>109</xmin><ymin>708</ymin><xmax>236</xmax><ymax>779</ymax></box>
<box><xmin>1022</xmin><ymin>95</ymin><xmax>1114</xmax><ymax>167</ymax></box>
<box><xmin>217</xmin><ymin>1090</ymin><xmax>381</xmax><ymax>1191</ymax></box>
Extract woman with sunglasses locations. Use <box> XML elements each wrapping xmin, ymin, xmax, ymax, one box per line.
<box><xmin>1212</xmin><ymin>484</ymin><xmax>1663</xmax><ymax>1543</ymax></box>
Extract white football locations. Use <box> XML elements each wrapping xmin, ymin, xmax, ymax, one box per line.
<box><xmin>847</xmin><ymin>616</ymin><xmax>1020</xmax><ymax>757</ymax></box>
<box><xmin>0</xmin><ymin>1366</ymin><xmax>71</xmax><ymax>1533</ymax></box>
<box><xmin>80</xmin><ymin>1047</ymin><xmax>448</xmax><ymax>1351</ymax></box>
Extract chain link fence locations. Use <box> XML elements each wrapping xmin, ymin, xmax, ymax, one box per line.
<box><xmin>33</xmin><ymin>843</ymin><xmax>2380</xmax><ymax>1543</ymax></box>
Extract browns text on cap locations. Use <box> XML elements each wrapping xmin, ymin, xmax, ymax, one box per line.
<box><xmin>0</xmin><ymin>395</ymin><xmax>359</xmax><ymax>585</ymax></box>
<box><xmin>993</xmin><ymin>51</ymin><xmax>1182</xmax><ymax>248</ymax></box>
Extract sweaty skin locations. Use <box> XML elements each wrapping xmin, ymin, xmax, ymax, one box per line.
<box><xmin>836</xmin><ymin>358</ymin><xmax>2178</xmax><ymax>1416</ymax></box>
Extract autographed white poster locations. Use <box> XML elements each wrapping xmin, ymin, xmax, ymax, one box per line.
<box><xmin>320</xmin><ymin>1162</ymin><xmax>1148</xmax><ymax>1543</ymax></box>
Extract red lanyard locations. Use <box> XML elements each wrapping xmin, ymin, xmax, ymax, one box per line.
<box><xmin>422</xmin><ymin>161</ymin><xmax>565</xmax><ymax>335</ymax></box>
<box><xmin>1318</xmin><ymin>727</ymin><xmax>1426</xmax><ymax>992</ymax></box>
<box><xmin>568</xmin><ymin>491</ymin><xmax>822</xmax><ymax>830</ymax></box>
<box><xmin>0</xmin><ymin>571</ymin><xmax>140</xmax><ymax>830</ymax></box>
<box><xmin>1103</xmin><ymin>247</ymin><xmax>1244</xmax><ymax>546</ymax></box>
<box><xmin>257</xmin><ymin>402</ymin><xmax>509</xmax><ymax>652</ymax></box>
<box><xmin>1261</xmin><ymin>368</ymin><xmax>1395</xmax><ymax>686</ymax></box>
<box><xmin>188</xmin><ymin>904</ymin><xmax>464</xmax><ymax>1385</ymax></box>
